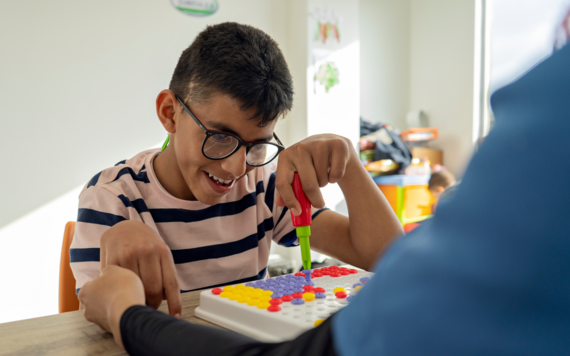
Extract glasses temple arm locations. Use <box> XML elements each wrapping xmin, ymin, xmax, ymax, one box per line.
<box><xmin>175</xmin><ymin>95</ymin><xmax>207</xmax><ymax>132</ymax></box>
<box><xmin>273</xmin><ymin>133</ymin><xmax>285</xmax><ymax>147</ymax></box>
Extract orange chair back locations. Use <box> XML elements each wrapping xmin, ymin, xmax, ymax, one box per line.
<box><xmin>59</xmin><ymin>221</ymin><xmax>79</xmax><ymax>313</ymax></box>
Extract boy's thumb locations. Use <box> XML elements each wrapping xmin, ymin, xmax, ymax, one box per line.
<box><xmin>275</xmin><ymin>192</ymin><xmax>285</xmax><ymax>207</ymax></box>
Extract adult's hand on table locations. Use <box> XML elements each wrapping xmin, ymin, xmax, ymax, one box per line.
<box><xmin>275</xmin><ymin>134</ymin><xmax>355</xmax><ymax>213</ymax></box>
<box><xmin>100</xmin><ymin>220</ymin><xmax>181</xmax><ymax>317</ymax></box>
<box><xmin>78</xmin><ymin>266</ymin><xmax>145</xmax><ymax>349</ymax></box>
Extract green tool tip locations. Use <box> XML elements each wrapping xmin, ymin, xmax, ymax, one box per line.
<box><xmin>296</xmin><ymin>226</ymin><xmax>311</xmax><ymax>237</ymax></box>
<box><xmin>297</xmin><ymin>226</ymin><xmax>311</xmax><ymax>270</ymax></box>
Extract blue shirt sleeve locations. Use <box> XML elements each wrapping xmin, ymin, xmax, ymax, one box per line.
<box><xmin>332</xmin><ymin>43</ymin><xmax>570</xmax><ymax>355</ymax></box>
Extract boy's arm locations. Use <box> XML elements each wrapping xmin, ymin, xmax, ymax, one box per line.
<box><xmin>99</xmin><ymin>220</ymin><xmax>182</xmax><ymax>317</ymax></box>
<box><xmin>275</xmin><ymin>134</ymin><xmax>403</xmax><ymax>270</ymax></box>
<box><xmin>71</xmin><ymin>185</ymin><xmax>130</xmax><ymax>291</ymax></box>
<box><xmin>72</xmin><ymin>185</ymin><xmax>181</xmax><ymax>317</ymax></box>
<box><xmin>79</xmin><ymin>265</ymin><xmax>337</xmax><ymax>356</ymax></box>
<box><xmin>310</xmin><ymin>158</ymin><xmax>402</xmax><ymax>270</ymax></box>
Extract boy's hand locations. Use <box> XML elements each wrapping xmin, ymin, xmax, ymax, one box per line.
<box><xmin>78</xmin><ymin>265</ymin><xmax>145</xmax><ymax>349</ymax></box>
<box><xmin>275</xmin><ymin>134</ymin><xmax>356</xmax><ymax>213</ymax></box>
<box><xmin>100</xmin><ymin>220</ymin><xmax>181</xmax><ymax>317</ymax></box>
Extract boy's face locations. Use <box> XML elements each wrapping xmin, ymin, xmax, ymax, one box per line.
<box><xmin>169</xmin><ymin>92</ymin><xmax>277</xmax><ymax>205</ymax></box>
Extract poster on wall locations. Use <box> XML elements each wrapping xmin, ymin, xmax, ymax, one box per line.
<box><xmin>312</xmin><ymin>49</ymin><xmax>340</xmax><ymax>94</ymax></box>
<box><xmin>314</xmin><ymin>61</ymin><xmax>340</xmax><ymax>93</ymax></box>
<box><xmin>171</xmin><ymin>0</ymin><xmax>219</xmax><ymax>17</ymax></box>
<box><xmin>311</xmin><ymin>7</ymin><xmax>342</xmax><ymax>43</ymax></box>
<box><xmin>307</xmin><ymin>0</ymin><xmax>359</xmax><ymax>216</ymax></box>
<box><xmin>307</xmin><ymin>1</ymin><xmax>359</xmax><ymax>142</ymax></box>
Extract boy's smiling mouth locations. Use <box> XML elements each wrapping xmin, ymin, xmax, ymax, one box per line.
<box><xmin>205</xmin><ymin>171</ymin><xmax>235</xmax><ymax>187</ymax></box>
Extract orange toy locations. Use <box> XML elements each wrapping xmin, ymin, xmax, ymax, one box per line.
<box><xmin>59</xmin><ymin>221</ymin><xmax>79</xmax><ymax>313</ymax></box>
<box><xmin>373</xmin><ymin>175</ymin><xmax>433</xmax><ymax>227</ymax></box>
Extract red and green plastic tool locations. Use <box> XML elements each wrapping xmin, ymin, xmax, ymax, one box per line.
<box><xmin>291</xmin><ymin>172</ymin><xmax>312</xmax><ymax>270</ymax></box>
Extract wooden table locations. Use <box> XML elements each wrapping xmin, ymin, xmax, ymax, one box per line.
<box><xmin>0</xmin><ymin>289</ymin><xmax>221</xmax><ymax>356</ymax></box>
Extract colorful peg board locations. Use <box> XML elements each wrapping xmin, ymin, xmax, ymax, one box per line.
<box><xmin>194</xmin><ymin>266</ymin><xmax>373</xmax><ymax>342</ymax></box>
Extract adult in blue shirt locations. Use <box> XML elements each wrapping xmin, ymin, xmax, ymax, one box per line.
<box><xmin>78</xmin><ymin>37</ymin><xmax>570</xmax><ymax>356</ymax></box>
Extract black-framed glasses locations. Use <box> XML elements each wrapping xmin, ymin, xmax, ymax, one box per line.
<box><xmin>167</xmin><ymin>95</ymin><xmax>285</xmax><ymax>167</ymax></box>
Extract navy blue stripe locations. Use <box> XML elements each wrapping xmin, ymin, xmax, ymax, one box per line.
<box><xmin>180</xmin><ymin>267</ymin><xmax>268</xmax><ymax>293</ymax></box>
<box><xmin>265</xmin><ymin>172</ymin><xmax>276</xmax><ymax>213</ymax></box>
<box><xmin>86</xmin><ymin>171</ymin><xmax>102</xmax><ymax>188</ymax></box>
<box><xmin>172</xmin><ymin>232</ymin><xmax>259</xmax><ymax>264</ymax></box>
<box><xmin>77</xmin><ymin>208</ymin><xmax>126</xmax><ymax>226</ymax></box>
<box><xmin>76</xmin><ymin>288</ymin><xmax>80</xmax><ymax>295</ymax></box>
<box><xmin>112</xmin><ymin>167</ymin><xmax>150</xmax><ymax>184</ymax></box>
<box><xmin>312</xmin><ymin>208</ymin><xmax>329</xmax><ymax>220</ymax></box>
<box><xmin>114</xmin><ymin>159</ymin><xmax>126</xmax><ymax>166</ymax></box>
<box><xmin>131</xmin><ymin>199</ymin><xmax>149</xmax><ymax>214</ymax></box>
<box><xmin>172</xmin><ymin>217</ymin><xmax>272</xmax><ymax>264</ymax></box>
<box><xmin>258</xmin><ymin>217</ymin><xmax>274</xmax><ymax>237</ymax></box>
<box><xmin>69</xmin><ymin>218</ymin><xmax>273</xmax><ymax>264</ymax></box>
<box><xmin>149</xmin><ymin>181</ymin><xmax>265</xmax><ymax>223</ymax></box>
<box><xmin>275</xmin><ymin>207</ymin><xmax>289</xmax><ymax>228</ymax></box>
<box><xmin>70</xmin><ymin>247</ymin><xmax>100</xmax><ymax>263</ymax></box>
<box><xmin>117</xmin><ymin>194</ymin><xmax>131</xmax><ymax>209</ymax></box>
<box><xmin>139</xmin><ymin>164</ymin><xmax>146</xmax><ymax>174</ymax></box>
<box><xmin>277</xmin><ymin>208</ymin><xmax>330</xmax><ymax>247</ymax></box>
<box><xmin>279</xmin><ymin>229</ymin><xmax>298</xmax><ymax>247</ymax></box>
<box><xmin>117</xmin><ymin>195</ymin><xmax>149</xmax><ymax>214</ymax></box>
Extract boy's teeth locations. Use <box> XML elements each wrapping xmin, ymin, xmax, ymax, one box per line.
<box><xmin>207</xmin><ymin>172</ymin><xmax>232</xmax><ymax>185</ymax></box>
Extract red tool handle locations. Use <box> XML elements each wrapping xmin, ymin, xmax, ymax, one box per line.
<box><xmin>291</xmin><ymin>173</ymin><xmax>312</xmax><ymax>227</ymax></box>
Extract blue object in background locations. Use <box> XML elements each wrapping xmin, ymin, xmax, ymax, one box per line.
<box><xmin>372</xmin><ymin>174</ymin><xmax>430</xmax><ymax>186</ymax></box>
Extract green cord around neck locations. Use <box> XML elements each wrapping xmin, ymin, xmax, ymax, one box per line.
<box><xmin>161</xmin><ymin>136</ymin><xmax>169</xmax><ymax>151</ymax></box>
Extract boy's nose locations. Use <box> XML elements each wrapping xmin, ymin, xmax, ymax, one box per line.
<box><xmin>220</xmin><ymin>146</ymin><xmax>247</xmax><ymax>178</ymax></box>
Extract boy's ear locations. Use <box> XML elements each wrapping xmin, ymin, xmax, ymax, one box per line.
<box><xmin>436</xmin><ymin>186</ymin><xmax>446</xmax><ymax>193</ymax></box>
<box><xmin>156</xmin><ymin>89</ymin><xmax>178</xmax><ymax>134</ymax></box>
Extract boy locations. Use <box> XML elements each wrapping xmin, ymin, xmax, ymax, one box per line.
<box><xmin>70</xmin><ymin>22</ymin><xmax>402</xmax><ymax>318</ymax></box>
<box><xmin>428</xmin><ymin>170</ymin><xmax>456</xmax><ymax>212</ymax></box>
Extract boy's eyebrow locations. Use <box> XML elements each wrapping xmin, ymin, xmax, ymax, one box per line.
<box><xmin>204</xmin><ymin>121</ymin><xmax>273</xmax><ymax>142</ymax></box>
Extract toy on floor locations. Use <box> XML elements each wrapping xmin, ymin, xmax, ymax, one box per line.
<box><xmin>194</xmin><ymin>266</ymin><xmax>373</xmax><ymax>342</ymax></box>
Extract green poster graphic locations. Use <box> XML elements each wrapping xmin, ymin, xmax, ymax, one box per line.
<box><xmin>314</xmin><ymin>62</ymin><xmax>340</xmax><ymax>92</ymax></box>
<box><xmin>171</xmin><ymin>0</ymin><xmax>219</xmax><ymax>17</ymax></box>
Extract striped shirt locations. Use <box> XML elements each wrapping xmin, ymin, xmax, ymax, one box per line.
<box><xmin>70</xmin><ymin>148</ymin><xmax>325</xmax><ymax>292</ymax></box>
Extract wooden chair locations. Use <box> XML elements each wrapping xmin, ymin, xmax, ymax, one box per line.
<box><xmin>59</xmin><ymin>221</ymin><xmax>79</xmax><ymax>313</ymax></box>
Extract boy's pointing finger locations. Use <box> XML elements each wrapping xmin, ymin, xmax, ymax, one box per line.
<box><xmin>161</xmin><ymin>251</ymin><xmax>182</xmax><ymax>317</ymax></box>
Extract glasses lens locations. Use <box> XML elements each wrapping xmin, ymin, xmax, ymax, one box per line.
<box><xmin>246</xmin><ymin>143</ymin><xmax>280</xmax><ymax>166</ymax></box>
<box><xmin>203</xmin><ymin>133</ymin><xmax>239</xmax><ymax>158</ymax></box>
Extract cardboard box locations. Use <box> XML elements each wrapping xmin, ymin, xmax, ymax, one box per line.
<box><xmin>411</xmin><ymin>147</ymin><xmax>443</xmax><ymax>168</ymax></box>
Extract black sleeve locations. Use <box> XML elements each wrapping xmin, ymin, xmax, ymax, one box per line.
<box><xmin>120</xmin><ymin>305</ymin><xmax>339</xmax><ymax>356</ymax></box>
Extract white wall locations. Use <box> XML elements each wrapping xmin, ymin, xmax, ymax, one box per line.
<box><xmin>490</xmin><ymin>0</ymin><xmax>569</xmax><ymax>92</ymax></box>
<box><xmin>409</xmin><ymin>0</ymin><xmax>476</xmax><ymax>177</ymax></box>
<box><xmin>359</xmin><ymin>0</ymin><xmax>411</xmax><ymax>129</ymax></box>
<box><xmin>0</xmin><ymin>186</ymin><xmax>83</xmax><ymax>323</ymax></box>
<box><xmin>0</xmin><ymin>0</ymin><xmax>291</xmax><ymax>230</ymax></box>
<box><xmin>358</xmin><ymin>0</ymin><xmax>476</xmax><ymax>177</ymax></box>
<box><xmin>0</xmin><ymin>0</ymin><xmax>302</xmax><ymax>324</ymax></box>
<box><xmin>282</xmin><ymin>0</ymin><xmax>309</xmax><ymax>147</ymax></box>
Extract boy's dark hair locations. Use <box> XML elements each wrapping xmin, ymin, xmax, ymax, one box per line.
<box><xmin>428</xmin><ymin>170</ymin><xmax>456</xmax><ymax>191</ymax></box>
<box><xmin>169</xmin><ymin>22</ymin><xmax>293</xmax><ymax>126</ymax></box>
